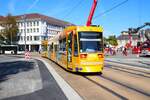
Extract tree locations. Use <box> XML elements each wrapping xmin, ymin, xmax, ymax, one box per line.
<box><xmin>0</xmin><ymin>33</ymin><xmax>6</xmax><ymax>45</ymax></box>
<box><xmin>0</xmin><ymin>13</ymin><xmax>19</xmax><ymax>45</ymax></box>
<box><xmin>107</xmin><ymin>35</ymin><xmax>118</xmax><ymax>46</ymax></box>
<box><xmin>103</xmin><ymin>37</ymin><xmax>108</xmax><ymax>47</ymax></box>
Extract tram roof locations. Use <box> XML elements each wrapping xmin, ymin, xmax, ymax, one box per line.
<box><xmin>52</xmin><ymin>25</ymin><xmax>103</xmax><ymax>40</ymax></box>
<box><xmin>63</xmin><ymin>25</ymin><xmax>103</xmax><ymax>33</ymax></box>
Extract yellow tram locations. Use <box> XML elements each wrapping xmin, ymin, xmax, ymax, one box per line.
<box><xmin>41</xmin><ymin>40</ymin><xmax>48</xmax><ymax>58</ymax></box>
<box><xmin>42</xmin><ymin>25</ymin><xmax>104</xmax><ymax>73</ymax></box>
<box><xmin>42</xmin><ymin>0</ymin><xmax>104</xmax><ymax>73</ymax></box>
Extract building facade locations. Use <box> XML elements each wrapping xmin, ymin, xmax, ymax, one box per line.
<box><xmin>0</xmin><ymin>13</ymin><xmax>72</xmax><ymax>51</ymax></box>
<box><xmin>117</xmin><ymin>30</ymin><xmax>148</xmax><ymax>48</ymax></box>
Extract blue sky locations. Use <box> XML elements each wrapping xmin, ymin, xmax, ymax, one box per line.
<box><xmin>0</xmin><ymin>0</ymin><xmax>150</xmax><ymax>37</ymax></box>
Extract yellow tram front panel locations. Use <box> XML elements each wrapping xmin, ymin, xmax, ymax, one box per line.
<box><xmin>78</xmin><ymin>53</ymin><xmax>104</xmax><ymax>72</ymax></box>
<box><xmin>73</xmin><ymin>26</ymin><xmax>104</xmax><ymax>73</ymax></box>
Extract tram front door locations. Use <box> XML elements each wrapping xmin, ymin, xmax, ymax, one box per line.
<box><xmin>67</xmin><ymin>32</ymin><xmax>73</xmax><ymax>70</ymax></box>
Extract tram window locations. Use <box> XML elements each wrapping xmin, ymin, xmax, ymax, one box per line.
<box><xmin>79</xmin><ymin>32</ymin><xmax>103</xmax><ymax>53</ymax></box>
<box><xmin>48</xmin><ymin>45</ymin><xmax>51</xmax><ymax>51</ymax></box>
<box><xmin>59</xmin><ymin>38</ymin><xmax>66</xmax><ymax>52</ymax></box>
<box><xmin>68</xmin><ymin>32</ymin><xmax>73</xmax><ymax>62</ymax></box>
<box><xmin>68</xmin><ymin>32</ymin><xmax>73</xmax><ymax>48</ymax></box>
<box><xmin>59</xmin><ymin>40</ymin><xmax>62</xmax><ymax>51</ymax></box>
<box><xmin>54</xmin><ymin>45</ymin><xmax>57</xmax><ymax>51</ymax></box>
<box><xmin>50</xmin><ymin>43</ymin><xmax>53</xmax><ymax>52</ymax></box>
<box><xmin>74</xmin><ymin>35</ymin><xmax>78</xmax><ymax>56</ymax></box>
<box><xmin>62</xmin><ymin>38</ymin><xmax>66</xmax><ymax>51</ymax></box>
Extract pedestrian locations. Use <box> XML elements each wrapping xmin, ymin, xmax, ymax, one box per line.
<box><xmin>113</xmin><ymin>48</ymin><xmax>116</xmax><ymax>55</ymax></box>
<box><xmin>109</xmin><ymin>47</ymin><xmax>112</xmax><ymax>55</ymax></box>
<box><xmin>39</xmin><ymin>49</ymin><xmax>41</xmax><ymax>54</ymax></box>
<box><xmin>123</xmin><ymin>47</ymin><xmax>127</xmax><ymax>56</ymax></box>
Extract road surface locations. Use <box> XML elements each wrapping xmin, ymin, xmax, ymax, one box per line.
<box><xmin>0</xmin><ymin>54</ymin><xmax>149</xmax><ymax>100</ymax></box>
<box><xmin>41</xmin><ymin>55</ymin><xmax>150</xmax><ymax>100</ymax></box>
<box><xmin>0</xmin><ymin>55</ymin><xmax>68</xmax><ymax>100</ymax></box>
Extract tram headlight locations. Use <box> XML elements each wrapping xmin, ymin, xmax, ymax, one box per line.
<box><xmin>98</xmin><ymin>54</ymin><xmax>104</xmax><ymax>58</ymax></box>
<box><xmin>80</xmin><ymin>54</ymin><xmax>87</xmax><ymax>58</ymax></box>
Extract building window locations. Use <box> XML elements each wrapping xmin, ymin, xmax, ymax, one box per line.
<box><xmin>29</xmin><ymin>22</ymin><xmax>32</xmax><ymax>26</ymax></box>
<box><xmin>27</xmin><ymin>29</ymin><xmax>29</xmax><ymax>33</ymax></box>
<box><xmin>33</xmin><ymin>21</ymin><xmax>36</xmax><ymax>26</ymax></box>
<box><xmin>27</xmin><ymin>22</ymin><xmax>29</xmax><ymax>27</ymax></box>
<box><xmin>37</xmin><ymin>21</ymin><xmax>39</xmax><ymax>26</ymax></box>
<box><xmin>30</xmin><ymin>22</ymin><xmax>32</xmax><ymax>27</ymax></box>
<box><xmin>20</xmin><ymin>36</ymin><xmax>23</xmax><ymax>41</ymax></box>
<box><xmin>30</xmin><ymin>29</ymin><xmax>32</xmax><ymax>33</ymax></box>
<box><xmin>17</xmin><ymin>36</ymin><xmax>20</xmax><ymax>41</ymax></box>
<box><xmin>34</xmin><ymin>36</ymin><xmax>39</xmax><ymax>41</ymax></box>
<box><xmin>30</xmin><ymin>36</ymin><xmax>32</xmax><ymax>41</ymax></box>
<box><xmin>37</xmin><ymin>28</ymin><xmax>39</xmax><ymax>32</ymax></box>
<box><xmin>22</xmin><ymin>23</ymin><xmax>24</xmax><ymax>27</ymax></box>
<box><xmin>21</xmin><ymin>29</ymin><xmax>23</xmax><ymax>33</ymax></box>
<box><xmin>33</xmin><ymin>28</ymin><xmax>36</xmax><ymax>32</ymax></box>
<box><xmin>27</xmin><ymin>36</ymin><xmax>29</xmax><ymax>41</ymax></box>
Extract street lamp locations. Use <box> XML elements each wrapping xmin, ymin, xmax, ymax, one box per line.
<box><xmin>10</xmin><ymin>24</ymin><xmax>13</xmax><ymax>45</ymax></box>
<box><xmin>44</xmin><ymin>25</ymin><xmax>48</xmax><ymax>40</ymax></box>
<box><xmin>46</xmin><ymin>26</ymin><xmax>48</xmax><ymax>40</ymax></box>
<box><xmin>21</xmin><ymin>15</ymin><xmax>27</xmax><ymax>51</ymax></box>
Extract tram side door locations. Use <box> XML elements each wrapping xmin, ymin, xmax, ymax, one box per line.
<box><xmin>67</xmin><ymin>32</ymin><xmax>73</xmax><ymax>69</ymax></box>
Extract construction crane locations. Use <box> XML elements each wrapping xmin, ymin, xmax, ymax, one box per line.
<box><xmin>127</xmin><ymin>23</ymin><xmax>150</xmax><ymax>55</ymax></box>
<box><xmin>86</xmin><ymin>0</ymin><xmax>98</xmax><ymax>26</ymax></box>
<box><xmin>128</xmin><ymin>22</ymin><xmax>150</xmax><ymax>34</ymax></box>
<box><xmin>127</xmin><ymin>22</ymin><xmax>150</xmax><ymax>47</ymax></box>
<box><xmin>145</xmin><ymin>29</ymin><xmax>150</xmax><ymax>40</ymax></box>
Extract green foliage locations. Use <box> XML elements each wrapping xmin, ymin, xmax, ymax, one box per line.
<box><xmin>0</xmin><ymin>13</ymin><xmax>19</xmax><ymax>45</ymax></box>
<box><xmin>105</xmin><ymin>35</ymin><xmax>118</xmax><ymax>46</ymax></box>
<box><xmin>0</xmin><ymin>34</ymin><xmax>5</xmax><ymax>44</ymax></box>
<box><xmin>103</xmin><ymin>37</ymin><xmax>108</xmax><ymax>47</ymax></box>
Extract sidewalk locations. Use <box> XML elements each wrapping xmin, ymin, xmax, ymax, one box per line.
<box><xmin>1</xmin><ymin>54</ymin><xmax>83</xmax><ymax>100</ymax></box>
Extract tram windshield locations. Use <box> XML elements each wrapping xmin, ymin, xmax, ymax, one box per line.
<box><xmin>79</xmin><ymin>32</ymin><xmax>103</xmax><ymax>53</ymax></box>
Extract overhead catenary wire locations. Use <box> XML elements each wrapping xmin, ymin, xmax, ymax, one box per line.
<box><xmin>94</xmin><ymin>0</ymin><xmax>129</xmax><ymax>20</ymax></box>
<box><xmin>62</xmin><ymin>0</ymin><xmax>83</xmax><ymax>19</ymax></box>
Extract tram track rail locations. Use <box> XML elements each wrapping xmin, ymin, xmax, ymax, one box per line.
<box><xmin>105</xmin><ymin>60</ymin><xmax>150</xmax><ymax>69</ymax></box>
<box><xmin>83</xmin><ymin>75</ymin><xmax>150</xmax><ymax>100</ymax></box>
<box><xmin>105</xmin><ymin>65</ymin><xmax>150</xmax><ymax>78</ymax></box>
<box><xmin>42</xmin><ymin>58</ymin><xmax>150</xmax><ymax>100</ymax></box>
<box><xmin>99</xmin><ymin>75</ymin><xmax>150</xmax><ymax>97</ymax></box>
<box><xmin>45</xmin><ymin>58</ymin><xmax>128</xmax><ymax>100</ymax></box>
<box><xmin>105</xmin><ymin>61</ymin><xmax>150</xmax><ymax>74</ymax></box>
<box><xmin>83</xmin><ymin>76</ymin><xmax>128</xmax><ymax>100</ymax></box>
<box><xmin>105</xmin><ymin>63</ymin><xmax>150</xmax><ymax>74</ymax></box>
